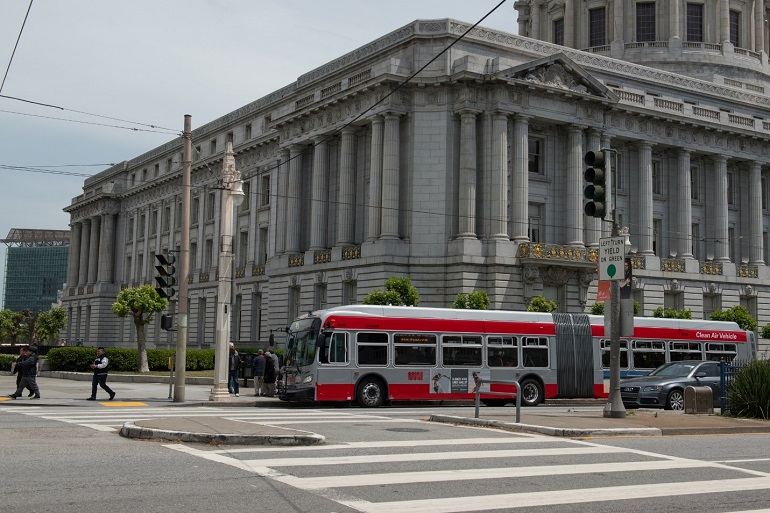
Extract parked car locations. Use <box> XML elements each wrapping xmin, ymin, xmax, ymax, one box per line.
<box><xmin>620</xmin><ymin>360</ymin><xmax>721</xmax><ymax>410</ymax></box>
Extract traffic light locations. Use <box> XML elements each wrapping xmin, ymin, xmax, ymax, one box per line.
<box><xmin>154</xmin><ymin>254</ymin><xmax>176</xmax><ymax>298</ymax></box>
<box><xmin>584</xmin><ymin>150</ymin><xmax>607</xmax><ymax>218</ymax></box>
<box><xmin>160</xmin><ymin>314</ymin><xmax>173</xmax><ymax>331</ymax></box>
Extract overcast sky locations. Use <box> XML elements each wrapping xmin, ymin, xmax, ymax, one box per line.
<box><xmin>0</xmin><ymin>0</ymin><xmax>518</xmax><ymax>307</ymax></box>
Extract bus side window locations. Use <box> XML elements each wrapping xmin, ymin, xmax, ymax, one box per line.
<box><xmin>328</xmin><ymin>333</ymin><xmax>348</xmax><ymax>364</ymax></box>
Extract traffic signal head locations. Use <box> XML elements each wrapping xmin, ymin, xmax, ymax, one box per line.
<box><xmin>160</xmin><ymin>314</ymin><xmax>173</xmax><ymax>331</ymax></box>
<box><xmin>154</xmin><ymin>254</ymin><xmax>177</xmax><ymax>298</ymax></box>
<box><xmin>584</xmin><ymin>150</ymin><xmax>607</xmax><ymax>219</ymax></box>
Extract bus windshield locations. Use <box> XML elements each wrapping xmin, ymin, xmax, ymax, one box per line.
<box><xmin>286</xmin><ymin>317</ymin><xmax>320</xmax><ymax>367</ymax></box>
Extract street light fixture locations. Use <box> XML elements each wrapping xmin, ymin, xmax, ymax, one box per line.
<box><xmin>209</xmin><ymin>141</ymin><xmax>244</xmax><ymax>402</ymax></box>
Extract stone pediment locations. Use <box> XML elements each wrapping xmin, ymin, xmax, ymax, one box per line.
<box><xmin>500</xmin><ymin>53</ymin><xmax>618</xmax><ymax>102</ymax></box>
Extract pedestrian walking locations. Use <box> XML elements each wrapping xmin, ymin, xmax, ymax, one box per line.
<box><xmin>263</xmin><ymin>349</ymin><xmax>278</xmax><ymax>397</ymax></box>
<box><xmin>12</xmin><ymin>346</ymin><xmax>35</xmax><ymax>397</ymax></box>
<box><xmin>252</xmin><ymin>349</ymin><xmax>266</xmax><ymax>396</ymax></box>
<box><xmin>228</xmin><ymin>343</ymin><xmax>241</xmax><ymax>396</ymax></box>
<box><xmin>87</xmin><ymin>347</ymin><xmax>115</xmax><ymax>401</ymax></box>
<box><xmin>7</xmin><ymin>345</ymin><xmax>40</xmax><ymax>399</ymax></box>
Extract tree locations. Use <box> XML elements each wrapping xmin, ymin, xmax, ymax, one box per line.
<box><xmin>36</xmin><ymin>307</ymin><xmax>67</xmax><ymax>344</ymax></box>
<box><xmin>652</xmin><ymin>306</ymin><xmax>692</xmax><ymax>319</ymax></box>
<box><xmin>710</xmin><ymin>305</ymin><xmax>758</xmax><ymax>332</ymax></box>
<box><xmin>590</xmin><ymin>300</ymin><xmax>641</xmax><ymax>316</ymax></box>
<box><xmin>22</xmin><ymin>309</ymin><xmax>40</xmax><ymax>345</ymax></box>
<box><xmin>0</xmin><ymin>309</ymin><xmax>24</xmax><ymax>345</ymax></box>
<box><xmin>112</xmin><ymin>285</ymin><xmax>168</xmax><ymax>372</ymax></box>
<box><xmin>363</xmin><ymin>277</ymin><xmax>420</xmax><ymax>306</ymax></box>
<box><xmin>453</xmin><ymin>290</ymin><xmax>490</xmax><ymax>310</ymax></box>
<box><xmin>527</xmin><ymin>295</ymin><xmax>557</xmax><ymax>312</ymax></box>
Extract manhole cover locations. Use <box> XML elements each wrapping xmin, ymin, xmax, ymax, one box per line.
<box><xmin>385</xmin><ymin>427</ymin><xmax>429</xmax><ymax>433</ymax></box>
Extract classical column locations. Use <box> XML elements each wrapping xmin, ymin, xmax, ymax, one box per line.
<box><xmin>67</xmin><ymin>222</ymin><xmax>82</xmax><ymax>288</ymax></box>
<box><xmin>567</xmin><ymin>125</ymin><xmax>584</xmax><ymax>246</ymax></box>
<box><xmin>489</xmin><ymin>112</ymin><xmax>508</xmax><ymax>240</ymax></box>
<box><xmin>612</xmin><ymin>0</ymin><xmax>624</xmax><ymax>43</ymax></box>
<box><xmin>98</xmin><ymin>213</ymin><xmax>115</xmax><ymax>283</ymax></box>
<box><xmin>755</xmin><ymin>0</ymin><xmax>765</xmax><ymax>52</ymax></box>
<box><xmin>78</xmin><ymin>219</ymin><xmax>91</xmax><ymax>286</ymax></box>
<box><xmin>713</xmin><ymin>156</ymin><xmax>730</xmax><ymax>262</ymax></box>
<box><xmin>285</xmin><ymin>145</ymin><xmax>303</xmax><ymax>253</ymax></box>
<box><xmin>511</xmin><ymin>114</ymin><xmax>528</xmax><ymax>242</ymax></box>
<box><xmin>367</xmin><ymin>116</ymin><xmax>384</xmax><ymax>241</ymax></box>
<box><xmin>637</xmin><ymin>143</ymin><xmax>654</xmax><ymax>255</ymax></box>
<box><xmin>337</xmin><ymin>127</ymin><xmax>356</xmax><ymax>245</ymax></box>
<box><xmin>275</xmin><ymin>150</ymin><xmax>290</xmax><ymax>254</ymax></box>
<box><xmin>530</xmin><ymin>0</ymin><xmax>541</xmax><ymax>40</ymax></box>
<box><xmin>87</xmin><ymin>215</ymin><xmax>101</xmax><ymax>284</ymax></box>
<box><xmin>670</xmin><ymin>0</ymin><xmax>681</xmax><ymax>40</ymax></box>
<box><xmin>584</xmin><ymin>130</ymin><xmax>601</xmax><ymax>247</ymax></box>
<box><xmin>458</xmin><ymin>109</ymin><xmax>479</xmax><ymax>238</ymax></box>
<box><xmin>309</xmin><ymin>137</ymin><xmax>328</xmax><ymax>250</ymax></box>
<box><xmin>749</xmin><ymin>162</ymin><xmax>764</xmax><ymax>264</ymax></box>
<box><xmin>720</xmin><ymin>0</ymin><xmax>730</xmax><ymax>43</ymax></box>
<box><xmin>677</xmin><ymin>150</ymin><xmax>694</xmax><ymax>259</ymax></box>
<box><xmin>564</xmin><ymin>0</ymin><xmax>574</xmax><ymax>47</ymax></box>
<box><xmin>380</xmin><ymin>113</ymin><xmax>400</xmax><ymax>239</ymax></box>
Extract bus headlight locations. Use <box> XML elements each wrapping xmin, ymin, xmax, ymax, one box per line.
<box><xmin>302</xmin><ymin>374</ymin><xmax>314</xmax><ymax>384</ymax></box>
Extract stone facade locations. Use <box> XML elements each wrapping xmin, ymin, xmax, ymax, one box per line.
<box><xmin>62</xmin><ymin>8</ymin><xmax>770</xmax><ymax>351</ymax></box>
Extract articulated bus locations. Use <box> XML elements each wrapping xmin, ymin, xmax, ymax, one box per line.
<box><xmin>279</xmin><ymin>305</ymin><xmax>755</xmax><ymax>407</ymax></box>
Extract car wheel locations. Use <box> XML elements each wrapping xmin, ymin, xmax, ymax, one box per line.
<box><xmin>665</xmin><ymin>389</ymin><xmax>685</xmax><ymax>411</ymax></box>
<box><xmin>357</xmin><ymin>377</ymin><xmax>385</xmax><ymax>408</ymax></box>
<box><xmin>520</xmin><ymin>378</ymin><xmax>543</xmax><ymax>407</ymax></box>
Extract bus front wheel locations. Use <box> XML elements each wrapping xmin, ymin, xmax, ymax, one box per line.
<box><xmin>357</xmin><ymin>377</ymin><xmax>386</xmax><ymax>408</ymax></box>
<box><xmin>520</xmin><ymin>379</ymin><xmax>543</xmax><ymax>407</ymax></box>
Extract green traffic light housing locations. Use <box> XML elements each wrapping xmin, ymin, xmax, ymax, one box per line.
<box><xmin>583</xmin><ymin>150</ymin><xmax>607</xmax><ymax>219</ymax></box>
<box><xmin>154</xmin><ymin>254</ymin><xmax>177</xmax><ymax>298</ymax></box>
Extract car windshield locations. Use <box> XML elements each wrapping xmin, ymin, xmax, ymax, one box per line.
<box><xmin>649</xmin><ymin>362</ymin><xmax>697</xmax><ymax>377</ymax></box>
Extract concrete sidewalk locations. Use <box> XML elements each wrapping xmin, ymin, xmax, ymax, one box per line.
<box><xmin>4</xmin><ymin>373</ymin><xmax>770</xmax><ymax>443</ymax></box>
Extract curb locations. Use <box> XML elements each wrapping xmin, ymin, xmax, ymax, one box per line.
<box><xmin>119</xmin><ymin>422</ymin><xmax>326</xmax><ymax>445</ymax></box>
<box><xmin>429</xmin><ymin>414</ymin><xmax>663</xmax><ymax>437</ymax></box>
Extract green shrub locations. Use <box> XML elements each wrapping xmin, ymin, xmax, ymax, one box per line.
<box><xmin>0</xmin><ymin>354</ymin><xmax>16</xmax><ymax>372</ymax></box>
<box><xmin>46</xmin><ymin>347</ymin><xmax>217</xmax><ymax>372</ymax></box>
<box><xmin>728</xmin><ymin>360</ymin><xmax>770</xmax><ymax>419</ymax></box>
<box><xmin>652</xmin><ymin>306</ymin><xmax>692</xmax><ymax>319</ymax></box>
<box><xmin>760</xmin><ymin>325</ymin><xmax>770</xmax><ymax>339</ymax></box>
<box><xmin>527</xmin><ymin>295</ymin><xmax>557</xmax><ymax>312</ymax></box>
<box><xmin>710</xmin><ymin>306</ymin><xmax>758</xmax><ymax>331</ymax></box>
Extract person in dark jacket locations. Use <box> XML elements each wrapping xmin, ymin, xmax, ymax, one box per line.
<box><xmin>8</xmin><ymin>346</ymin><xmax>40</xmax><ymax>399</ymax></box>
<box><xmin>252</xmin><ymin>350</ymin><xmax>266</xmax><ymax>396</ymax></box>
<box><xmin>263</xmin><ymin>350</ymin><xmax>277</xmax><ymax>397</ymax></box>
<box><xmin>227</xmin><ymin>343</ymin><xmax>242</xmax><ymax>396</ymax></box>
<box><xmin>12</xmin><ymin>346</ymin><xmax>35</xmax><ymax>397</ymax></box>
<box><xmin>87</xmin><ymin>347</ymin><xmax>115</xmax><ymax>401</ymax></box>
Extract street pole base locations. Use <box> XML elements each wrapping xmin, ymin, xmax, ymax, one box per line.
<box><xmin>603</xmin><ymin>400</ymin><xmax>627</xmax><ymax>418</ymax></box>
<box><xmin>208</xmin><ymin>385</ymin><xmax>231</xmax><ymax>402</ymax></box>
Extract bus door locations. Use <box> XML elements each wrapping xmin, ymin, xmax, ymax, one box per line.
<box><xmin>316</xmin><ymin>331</ymin><xmax>354</xmax><ymax>401</ymax></box>
<box><xmin>552</xmin><ymin>313</ymin><xmax>595</xmax><ymax>398</ymax></box>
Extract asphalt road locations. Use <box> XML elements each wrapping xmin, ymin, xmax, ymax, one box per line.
<box><xmin>3</xmin><ymin>401</ymin><xmax>770</xmax><ymax>513</ymax></box>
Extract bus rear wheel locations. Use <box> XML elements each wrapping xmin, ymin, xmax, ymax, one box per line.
<box><xmin>520</xmin><ymin>378</ymin><xmax>543</xmax><ymax>407</ymax></box>
<box><xmin>357</xmin><ymin>377</ymin><xmax>386</xmax><ymax>408</ymax></box>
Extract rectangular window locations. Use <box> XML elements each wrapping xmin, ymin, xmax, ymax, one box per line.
<box><xmin>258</xmin><ymin>227</ymin><xmax>268</xmax><ymax>265</ymax></box>
<box><xmin>343</xmin><ymin>280</ymin><xmax>357</xmax><ymax>305</ymax></box>
<box><xmin>319</xmin><ymin>332</ymin><xmax>348</xmax><ymax>365</ymax></box>
<box><xmin>194</xmin><ymin>145</ymin><xmax>201</xmax><ymax>161</ymax></box>
<box><xmin>487</xmin><ymin>336</ymin><xmax>518</xmax><ymax>367</ymax></box>
<box><xmin>728</xmin><ymin>226</ymin><xmax>736</xmax><ymax>262</ymax></box>
<box><xmin>154</xmin><ymin>163</ymin><xmax>160</xmax><ymax>178</ymax></box>
<box><xmin>669</xmin><ymin>341</ymin><xmax>703</xmax><ymax>361</ymax></box>
<box><xmin>137</xmin><ymin>253</ymin><xmax>144</xmax><ymax>280</ymax></box>
<box><xmin>166</xmin><ymin>157</ymin><xmax>173</xmax><ymax>173</ymax></box>
<box><xmin>705</xmin><ymin>342</ymin><xmax>737</xmax><ymax>362</ymax></box>
<box><xmin>226</xmin><ymin>132</ymin><xmax>233</xmax><ymax>146</ymax></box>
<box><xmin>729</xmin><ymin>10</ymin><xmax>740</xmax><ymax>46</ymax></box>
<box><xmin>636</xmin><ymin>2</ymin><xmax>656</xmax><ymax>42</ymax></box>
<box><xmin>601</xmin><ymin>339</ymin><xmax>629</xmax><ymax>369</ymax></box>
<box><xmin>163</xmin><ymin>206</ymin><xmax>171</xmax><ymax>233</ymax></box>
<box><xmin>241</xmin><ymin>181</ymin><xmax>250</xmax><ymax>211</ymax></box>
<box><xmin>589</xmin><ymin>7</ymin><xmax>607</xmax><ymax>47</ymax></box>
<box><xmin>631</xmin><ymin>340</ymin><xmax>665</xmax><ymax>370</ymax></box>
<box><xmin>314</xmin><ymin>283</ymin><xmax>327</xmax><ymax>311</ymax></box>
<box><xmin>130</xmin><ymin>173</ymin><xmax>136</xmax><ymax>187</ymax></box>
<box><xmin>686</xmin><ymin>3</ymin><xmax>704</xmax><ymax>42</ymax></box>
<box><xmin>441</xmin><ymin>335</ymin><xmax>482</xmax><ymax>367</ymax></box>
<box><xmin>528</xmin><ymin>203</ymin><xmax>543</xmax><ymax>243</ymax></box>
<box><xmin>664</xmin><ymin>291</ymin><xmax>684</xmax><ymax>310</ymax></box>
<box><xmin>727</xmin><ymin>171</ymin><xmax>735</xmax><ymax>205</ymax></box>
<box><xmin>190</xmin><ymin>242</ymin><xmax>197</xmax><ymax>271</ymax></box>
<box><xmin>394</xmin><ymin>333</ymin><xmax>437</xmax><ymax>366</ymax></box>
<box><xmin>260</xmin><ymin>175</ymin><xmax>271</xmax><ymax>206</ymax></box>
<box><xmin>703</xmin><ymin>293</ymin><xmax>721</xmax><ymax>319</ymax></box>
<box><xmin>357</xmin><ymin>332</ymin><xmax>388</xmax><ymax>366</ymax></box>
<box><xmin>245</xmin><ymin>123</ymin><xmax>252</xmax><ymax>140</ymax></box>
<box><xmin>653</xmin><ymin>219</ymin><xmax>662</xmax><ymax>256</ymax></box>
<box><xmin>691</xmin><ymin>166</ymin><xmax>700</xmax><ymax>200</ymax></box>
<box><xmin>210</xmin><ymin>139</ymin><xmax>217</xmax><ymax>155</ymax></box>
<box><xmin>127</xmin><ymin>217</ymin><xmax>134</xmax><ymax>241</ymax></box>
<box><xmin>652</xmin><ymin>161</ymin><xmax>661</xmax><ymax>195</ymax></box>
<box><xmin>206</xmin><ymin>192</ymin><xmax>216</xmax><ymax>221</ymax></box>
<box><xmin>204</xmin><ymin>239</ymin><xmax>213</xmax><ymax>271</ymax></box>
<box><xmin>150</xmin><ymin>209</ymin><xmax>158</xmax><ymax>235</ymax></box>
<box><xmin>139</xmin><ymin>214</ymin><xmax>146</xmax><ymax>239</ymax></box>
<box><xmin>522</xmin><ymin>336</ymin><xmax>549</xmax><ymax>368</ymax></box>
<box><xmin>238</xmin><ymin>231</ymin><xmax>248</xmax><ymax>268</ymax></box>
<box><xmin>191</xmin><ymin>196</ymin><xmax>200</xmax><ymax>225</ymax></box>
<box><xmin>141</xmin><ymin>168</ymin><xmax>148</xmax><ymax>182</ymax></box>
<box><xmin>528</xmin><ymin>139</ymin><xmax>542</xmax><ymax>174</ymax></box>
<box><xmin>553</xmin><ymin>18</ymin><xmax>564</xmax><ymax>45</ymax></box>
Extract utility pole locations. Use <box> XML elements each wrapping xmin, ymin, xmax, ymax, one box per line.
<box><xmin>173</xmin><ymin>115</ymin><xmax>192</xmax><ymax>403</ymax></box>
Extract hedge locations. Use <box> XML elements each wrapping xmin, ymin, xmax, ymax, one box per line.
<box><xmin>1</xmin><ymin>354</ymin><xmax>16</xmax><ymax>372</ymax></box>
<box><xmin>46</xmin><ymin>347</ymin><xmax>216</xmax><ymax>372</ymax></box>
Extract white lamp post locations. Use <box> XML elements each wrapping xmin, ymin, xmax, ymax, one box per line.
<box><xmin>209</xmin><ymin>141</ymin><xmax>245</xmax><ymax>401</ymax></box>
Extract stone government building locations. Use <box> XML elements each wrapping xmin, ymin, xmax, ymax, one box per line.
<box><xmin>63</xmin><ymin>1</ymin><xmax>770</xmax><ymax>351</ymax></box>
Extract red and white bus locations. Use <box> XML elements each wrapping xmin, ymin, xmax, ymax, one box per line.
<box><xmin>279</xmin><ymin>305</ymin><xmax>755</xmax><ymax>407</ymax></box>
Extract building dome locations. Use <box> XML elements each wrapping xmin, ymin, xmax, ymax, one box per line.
<box><xmin>514</xmin><ymin>0</ymin><xmax>770</xmax><ymax>87</ymax></box>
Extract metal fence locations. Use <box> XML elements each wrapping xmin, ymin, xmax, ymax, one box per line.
<box><xmin>719</xmin><ymin>359</ymin><xmax>751</xmax><ymax>414</ymax></box>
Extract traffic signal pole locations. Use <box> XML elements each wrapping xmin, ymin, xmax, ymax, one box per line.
<box><xmin>173</xmin><ymin>115</ymin><xmax>192</xmax><ymax>403</ymax></box>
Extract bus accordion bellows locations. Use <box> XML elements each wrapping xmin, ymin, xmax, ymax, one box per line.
<box><xmin>279</xmin><ymin>305</ymin><xmax>755</xmax><ymax>408</ymax></box>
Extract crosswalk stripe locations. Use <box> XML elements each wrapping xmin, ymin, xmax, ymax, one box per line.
<box><xmin>347</xmin><ymin>477</ymin><xmax>770</xmax><ymax>513</ymax></box>
<box><xmin>242</xmin><ymin>446</ymin><xmax>626</xmax><ymax>468</ymax></box>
